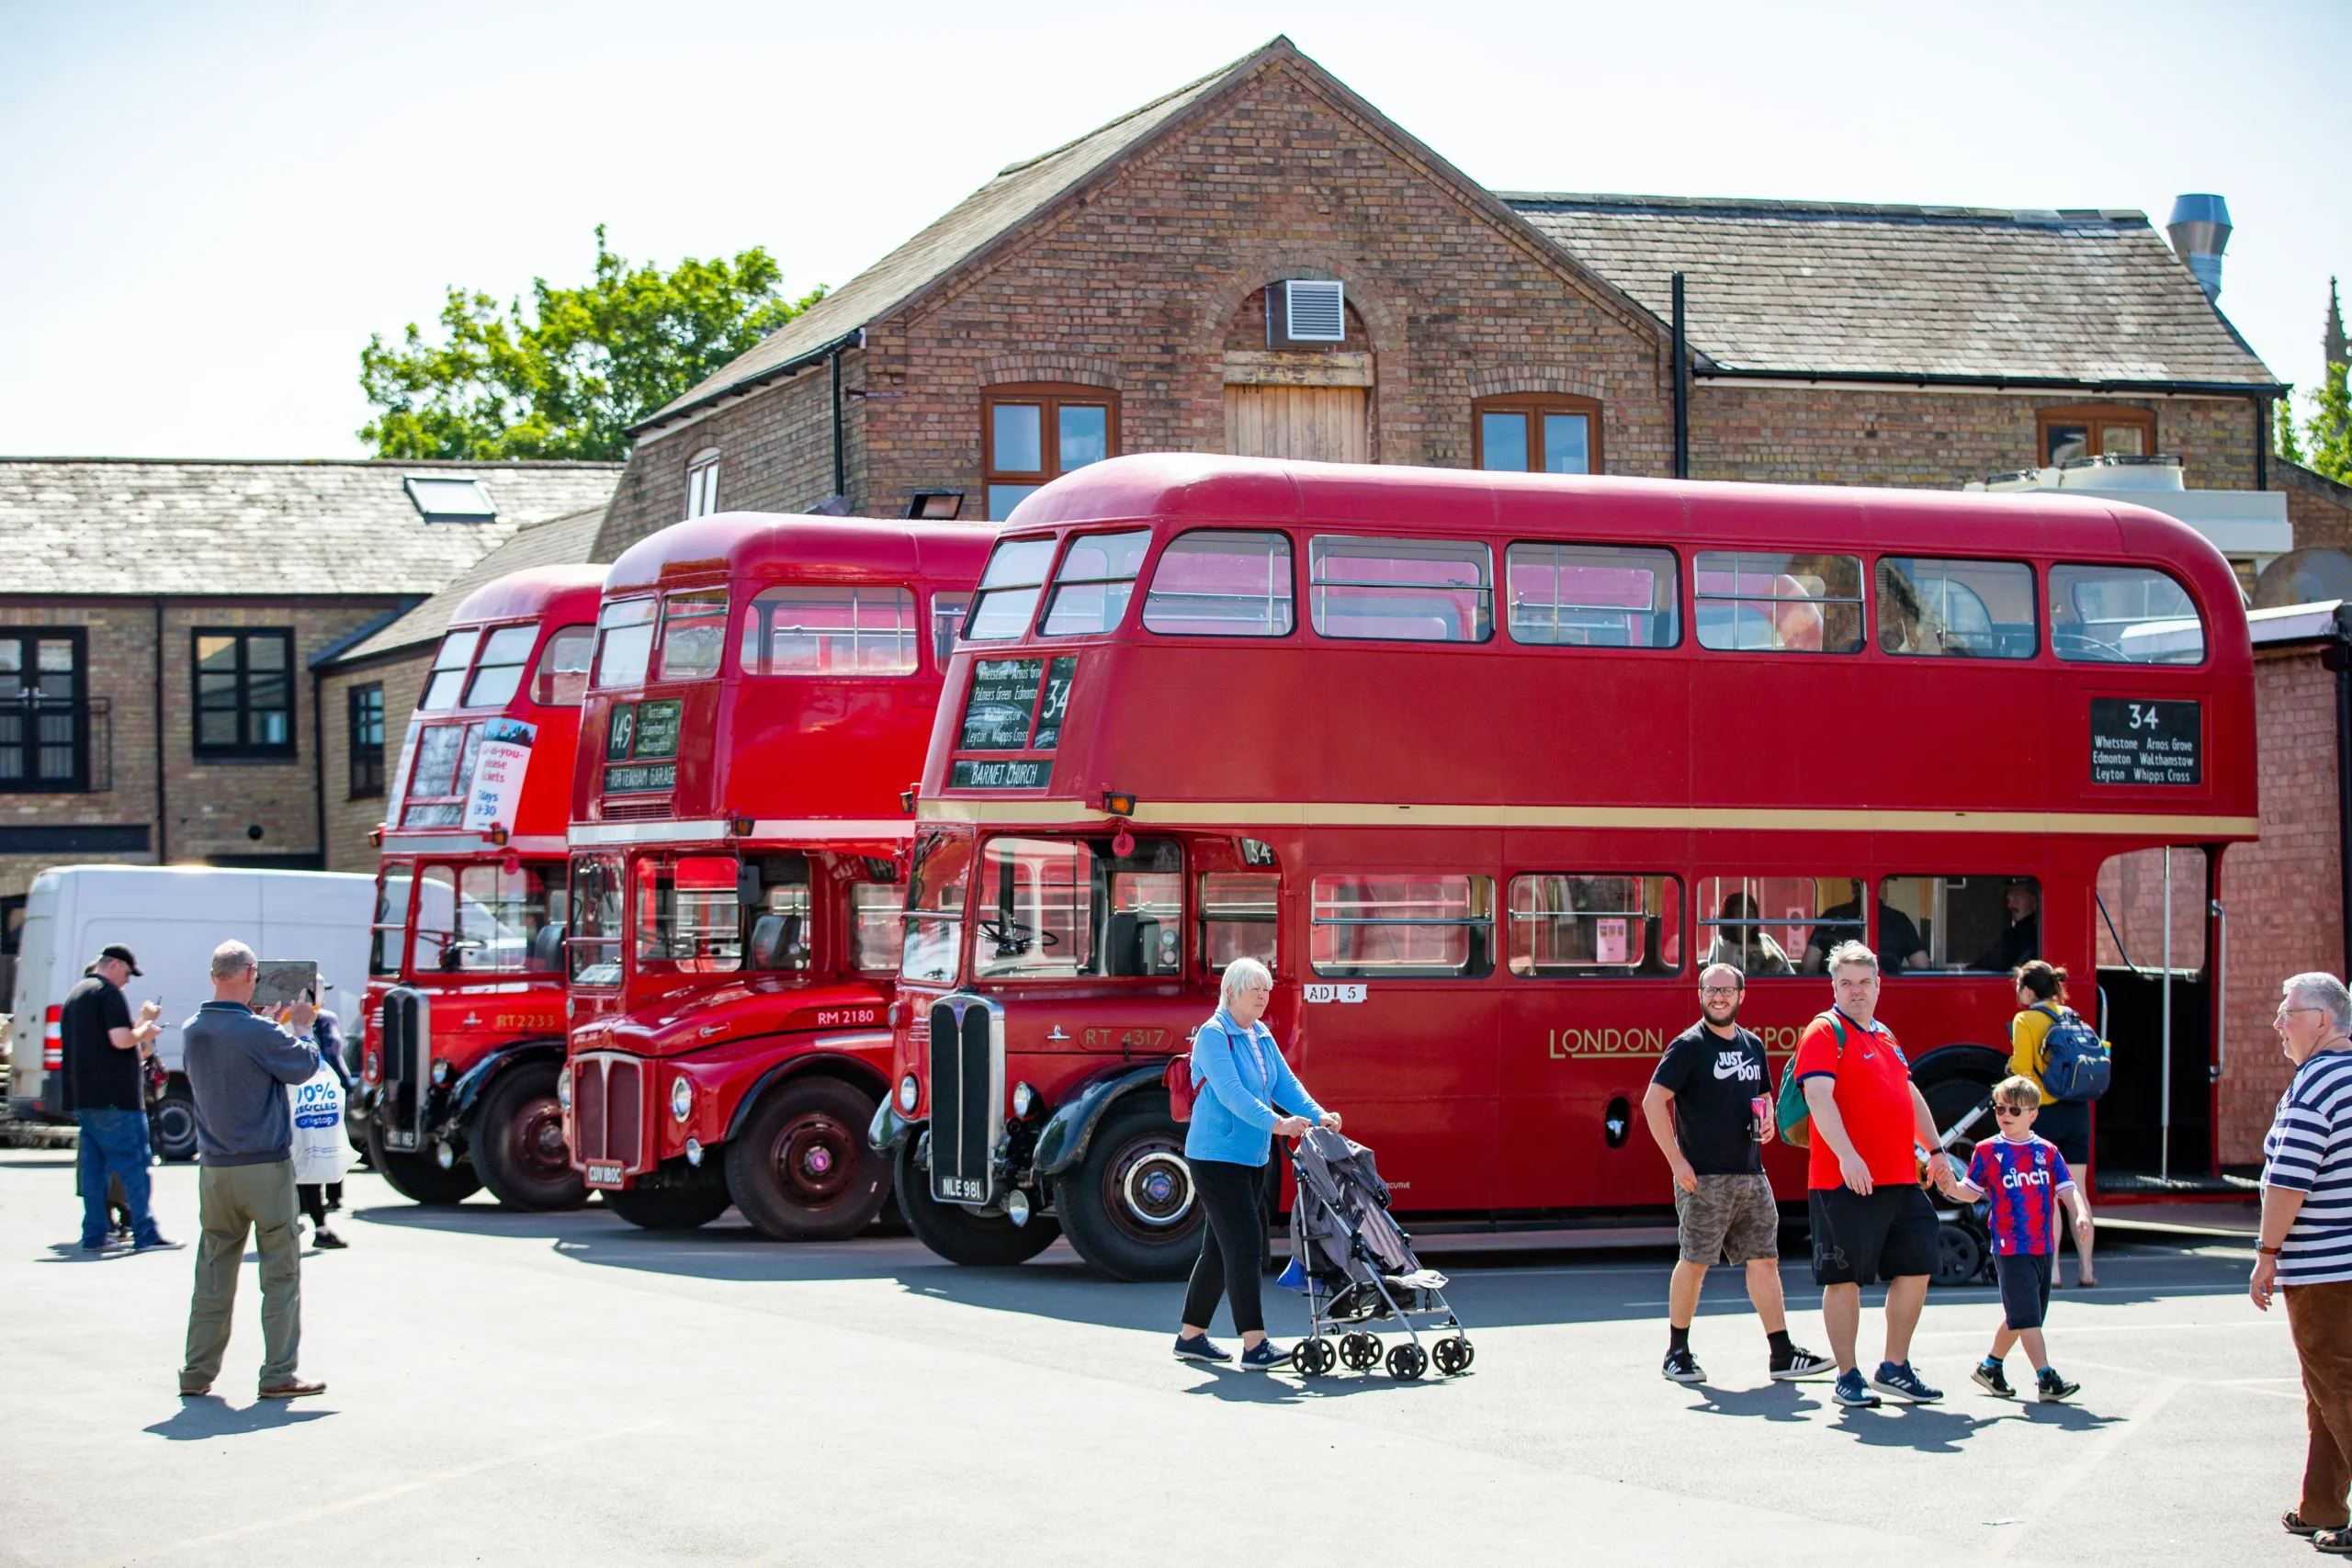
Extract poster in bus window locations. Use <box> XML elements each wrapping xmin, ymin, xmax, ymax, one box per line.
<box><xmin>2089</xmin><ymin>698</ymin><xmax>2199</xmax><ymax>786</ymax></box>
<box><xmin>960</xmin><ymin>659</ymin><xmax>1046</xmax><ymax>750</ymax></box>
<box><xmin>462</xmin><ymin>718</ymin><xmax>537</xmax><ymax>833</ymax></box>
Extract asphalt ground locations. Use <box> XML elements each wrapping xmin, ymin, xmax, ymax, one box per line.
<box><xmin>0</xmin><ymin>1153</ymin><xmax>2323</xmax><ymax>1568</ymax></box>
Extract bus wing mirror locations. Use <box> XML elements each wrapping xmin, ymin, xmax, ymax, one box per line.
<box><xmin>736</xmin><ymin>862</ymin><xmax>763</xmax><ymax>907</ymax></box>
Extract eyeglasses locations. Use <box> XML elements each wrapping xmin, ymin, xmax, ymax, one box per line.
<box><xmin>2278</xmin><ymin>1007</ymin><xmax>2324</xmax><ymax>1020</ymax></box>
<box><xmin>1992</xmin><ymin>1104</ymin><xmax>2033</xmax><ymax>1118</ymax></box>
<box><xmin>1701</xmin><ymin>987</ymin><xmax>1742</xmax><ymax>998</ymax></box>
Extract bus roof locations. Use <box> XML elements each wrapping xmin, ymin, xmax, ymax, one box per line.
<box><xmin>605</xmin><ymin>513</ymin><xmax>997</xmax><ymax>594</ymax></box>
<box><xmin>447</xmin><ymin>562</ymin><xmax>608</xmax><ymax>629</ymax></box>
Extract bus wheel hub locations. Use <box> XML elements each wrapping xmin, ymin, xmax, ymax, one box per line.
<box><xmin>775</xmin><ymin>1114</ymin><xmax>854</xmax><ymax>1204</ymax></box>
<box><xmin>1118</xmin><ymin>1147</ymin><xmax>1194</xmax><ymax>1229</ymax></box>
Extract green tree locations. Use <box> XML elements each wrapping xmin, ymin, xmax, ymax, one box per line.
<box><xmin>2277</xmin><ymin>368</ymin><xmax>2352</xmax><ymax>484</ymax></box>
<box><xmin>359</xmin><ymin>227</ymin><xmax>825</xmax><ymax>461</ymax></box>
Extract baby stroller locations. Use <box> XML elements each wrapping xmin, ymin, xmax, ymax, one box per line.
<box><xmin>1281</xmin><ymin>1126</ymin><xmax>1474</xmax><ymax>1380</ymax></box>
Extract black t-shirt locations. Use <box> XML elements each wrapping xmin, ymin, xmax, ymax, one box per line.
<box><xmin>62</xmin><ymin>974</ymin><xmax>139</xmax><ymax>1111</ymax></box>
<box><xmin>1814</xmin><ymin>900</ymin><xmax>1927</xmax><ymax>972</ymax></box>
<box><xmin>1973</xmin><ymin>912</ymin><xmax>2040</xmax><ymax>974</ymax></box>
<box><xmin>1650</xmin><ymin>1022</ymin><xmax>1768</xmax><ymax>1175</ymax></box>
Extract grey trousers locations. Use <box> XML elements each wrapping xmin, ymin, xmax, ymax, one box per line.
<box><xmin>180</xmin><ymin>1159</ymin><xmax>302</xmax><ymax>1390</ymax></box>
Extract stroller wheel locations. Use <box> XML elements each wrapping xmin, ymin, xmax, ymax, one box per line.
<box><xmin>1386</xmin><ymin>1342</ymin><xmax>1428</xmax><ymax>1382</ymax></box>
<box><xmin>1432</xmin><ymin>1336</ymin><xmax>1475</xmax><ymax>1376</ymax></box>
<box><xmin>1339</xmin><ymin>1332</ymin><xmax>1382</xmax><ymax>1371</ymax></box>
<box><xmin>1292</xmin><ymin>1337</ymin><xmax>1337</xmax><ymax>1377</ymax></box>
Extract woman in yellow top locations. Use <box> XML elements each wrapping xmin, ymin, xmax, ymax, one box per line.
<box><xmin>2007</xmin><ymin>960</ymin><xmax>2098</xmax><ymax>1286</ymax></box>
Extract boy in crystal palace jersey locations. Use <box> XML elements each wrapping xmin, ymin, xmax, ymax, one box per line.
<box><xmin>1939</xmin><ymin>1076</ymin><xmax>2095</xmax><ymax>1401</ymax></box>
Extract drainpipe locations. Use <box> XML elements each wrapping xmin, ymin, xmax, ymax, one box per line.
<box><xmin>2253</xmin><ymin>391</ymin><xmax>2268</xmax><ymax>491</ymax></box>
<box><xmin>2330</xmin><ymin>607</ymin><xmax>2352</xmax><ymax>977</ymax></box>
<box><xmin>311</xmin><ymin>661</ymin><xmax>328</xmax><ymax>872</ymax></box>
<box><xmin>1671</xmin><ymin>273</ymin><xmax>1690</xmax><ymax>480</ymax></box>
<box><xmin>152</xmin><ymin>598</ymin><xmax>166</xmax><ymax>863</ymax></box>
<box><xmin>830</xmin><ymin>345</ymin><xmax>846</xmax><ymax>502</ymax></box>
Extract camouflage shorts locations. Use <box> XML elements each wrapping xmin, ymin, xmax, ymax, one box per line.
<box><xmin>1674</xmin><ymin>1171</ymin><xmax>1779</xmax><ymax>1265</ymax></box>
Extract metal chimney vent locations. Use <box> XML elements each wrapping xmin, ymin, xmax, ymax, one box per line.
<box><xmin>1276</xmin><ymin>279</ymin><xmax>1346</xmax><ymax>344</ymax></box>
<box><xmin>2165</xmin><ymin>194</ymin><xmax>2231</xmax><ymax>303</ymax></box>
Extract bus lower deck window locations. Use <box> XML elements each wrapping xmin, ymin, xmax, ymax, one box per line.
<box><xmin>1508</xmin><ymin>874</ymin><xmax>1681</xmax><ymax>977</ymax></box>
<box><xmin>568</xmin><ymin>854</ymin><xmax>624</xmax><ymax>986</ymax></box>
<box><xmin>899</xmin><ymin>833</ymin><xmax>972</xmax><ymax>985</ymax></box>
<box><xmin>1694</xmin><ymin>552</ymin><xmax>1863</xmax><ymax>653</ymax></box>
<box><xmin>1506</xmin><ymin>543</ymin><xmax>1679</xmax><ymax>649</ymax></box>
<box><xmin>1201</xmin><ymin>872</ymin><xmax>1279</xmax><ymax>968</ymax></box>
<box><xmin>1310</xmin><ymin>874</ymin><xmax>1493</xmax><ymax>978</ymax></box>
<box><xmin>851</xmin><ymin>883</ymin><xmax>902</xmax><ymax>971</ymax></box>
<box><xmin>1880</xmin><ymin>875</ymin><xmax>2041</xmax><ymax>973</ymax></box>
<box><xmin>973</xmin><ymin>835</ymin><xmax>1183</xmax><ymax>980</ymax></box>
<box><xmin>635</xmin><ymin>856</ymin><xmax>744</xmax><ymax>973</ymax></box>
<box><xmin>2050</xmin><ymin>564</ymin><xmax>2205</xmax><ymax>664</ymax></box>
<box><xmin>1695</xmin><ymin>875</ymin><xmax>1863</xmax><ymax>976</ymax></box>
<box><xmin>1143</xmin><ymin>531</ymin><xmax>1296</xmax><ymax>637</ymax></box>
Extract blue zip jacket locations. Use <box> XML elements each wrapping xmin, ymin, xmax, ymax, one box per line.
<box><xmin>1185</xmin><ymin>1006</ymin><xmax>1324</xmax><ymax>1167</ymax></box>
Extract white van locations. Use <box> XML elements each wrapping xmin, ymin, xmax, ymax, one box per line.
<box><xmin>9</xmin><ymin>864</ymin><xmax>373</xmax><ymax>1158</ymax></box>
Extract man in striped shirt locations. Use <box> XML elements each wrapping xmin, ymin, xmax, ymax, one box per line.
<box><xmin>2252</xmin><ymin>971</ymin><xmax>2352</xmax><ymax>1551</ymax></box>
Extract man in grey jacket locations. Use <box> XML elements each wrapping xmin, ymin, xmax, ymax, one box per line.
<box><xmin>177</xmin><ymin>941</ymin><xmax>326</xmax><ymax>1400</ymax></box>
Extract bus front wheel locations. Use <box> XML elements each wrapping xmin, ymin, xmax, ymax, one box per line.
<box><xmin>1054</xmin><ymin>1098</ymin><xmax>1204</xmax><ymax>1282</ymax></box>
<box><xmin>895</xmin><ymin>1138</ymin><xmax>1059</xmax><ymax>1266</ymax></box>
<box><xmin>365</xmin><ymin>1122</ymin><xmax>481</xmax><ymax>1206</ymax></box>
<box><xmin>471</xmin><ymin>1064</ymin><xmax>587</xmax><ymax>1212</ymax></box>
<box><xmin>727</xmin><ymin>1077</ymin><xmax>893</xmax><ymax>1242</ymax></box>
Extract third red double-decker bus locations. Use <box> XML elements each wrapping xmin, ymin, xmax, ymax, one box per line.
<box><xmin>365</xmin><ymin>563</ymin><xmax>604</xmax><ymax>1209</ymax></box>
<box><xmin>562</xmin><ymin>513</ymin><xmax>992</xmax><ymax>1237</ymax></box>
<box><xmin>873</xmin><ymin>454</ymin><xmax>2257</xmax><ymax>1278</ymax></box>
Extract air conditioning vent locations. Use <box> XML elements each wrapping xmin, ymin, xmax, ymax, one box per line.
<box><xmin>1274</xmin><ymin>279</ymin><xmax>1346</xmax><ymax>344</ymax></box>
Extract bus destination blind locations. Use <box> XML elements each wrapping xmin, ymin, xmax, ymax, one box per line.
<box><xmin>960</xmin><ymin>659</ymin><xmax>1045</xmax><ymax>750</ymax></box>
<box><xmin>2089</xmin><ymin>698</ymin><xmax>2200</xmax><ymax>786</ymax></box>
<box><xmin>951</xmin><ymin>759</ymin><xmax>1052</xmax><ymax>790</ymax></box>
<box><xmin>1030</xmin><ymin>658</ymin><xmax>1077</xmax><ymax>750</ymax></box>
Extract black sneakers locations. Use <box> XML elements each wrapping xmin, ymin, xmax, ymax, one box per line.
<box><xmin>1973</xmin><ymin>1359</ymin><xmax>2015</xmax><ymax>1397</ymax></box>
<box><xmin>2037</xmin><ymin>1367</ymin><xmax>2080</xmax><ymax>1403</ymax></box>
<box><xmin>1662</xmin><ymin>1347</ymin><xmax>1705</xmax><ymax>1384</ymax></box>
<box><xmin>1770</xmin><ymin>1347</ymin><xmax>1835</xmax><ymax>1382</ymax></box>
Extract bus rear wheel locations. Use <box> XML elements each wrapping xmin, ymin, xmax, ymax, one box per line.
<box><xmin>895</xmin><ymin>1137</ymin><xmax>1059</xmax><ymax>1266</ymax></box>
<box><xmin>605</xmin><ymin>1179</ymin><xmax>732</xmax><ymax>1231</ymax></box>
<box><xmin>726</xmin><ymin>1077</ymin><xmax>892</xmax><ymax>1241</ymax></box>
<box><xmin>365</xmin><ymin>1122</ymin><xmax>481</xmax><ymax>1205</ymax></box>
<box><xmin>1055</xmin><ymin>1098</ymin><xmax>1204</xmax><ymax>1282</ymax></box>
<box><xmin>471</xmin><ymin>1064</ymin><xmax>586</xmax><ymax>1212</ymax></box>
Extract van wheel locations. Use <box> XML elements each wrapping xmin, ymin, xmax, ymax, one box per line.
<box><xmin>605</xmin><ymin>1181</ymin><xmax>732</xmax><ymax>1231</ymax></box>
<box><xmin>1055</xmin><ymin>1098</ymin><xmax>1204</xmax><ymax>1281</ymax></box>
<box><xmin>895</xmin><ymin>1137</ymin><xmax>1059</xmax><ymax>1266</ymax></box>
<box><xmin>471</xmin><ymin>1064</ymin><xmax>586</xmax><ymax>1212</ymax></box>
<box><xmin>365</xmin><ymin>1122</ymin><xmax>481</xmax><ymax>1205</ymax></box>
<box><xmin>151</xmin><ymin>1085</ymin><xmax>199</xmax><ymax>1163</ymax></box>
<box><xmin>727</xmin><ymin>1077</ymin><xmax>891</xmax><ymax>1241</ymax></box>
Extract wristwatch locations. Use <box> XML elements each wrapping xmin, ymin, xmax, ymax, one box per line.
<box><xmin>2258</xmin><ymin>1243</ymin><xmax>2283</xmax><ymax>1257</ymax></box>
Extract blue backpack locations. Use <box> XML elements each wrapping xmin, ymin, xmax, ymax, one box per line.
<box><xmin>2032</xmin><ymin>1005</ymin><xmax>2111</xmax><ymax>1102</ymax></box>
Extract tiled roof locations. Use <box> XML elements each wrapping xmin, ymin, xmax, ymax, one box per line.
<box><xmin>322</xmin><ymin>504</ymin><xmax>605</xmax><ymax>668</ymax></box>
<box><xmin>1502</xmin><ymin>194</ymin><xmax>2280</xmax><ymax>388</ymax></box>
<box><xmin>635</xmin><ymin>46</ymin><xmax>1274</xmax><ymax>434</ymax></box>
<box><xmin>0</xmin><ymin>458</ymin><xmax>618</xmax><ymax>597</ymax></box>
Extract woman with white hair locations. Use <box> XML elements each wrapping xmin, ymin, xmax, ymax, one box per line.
<box><xmin>1173</xmin><ymin>954</ymin><xmax>1340</xmax><ymax>1372</ymax></box>
<box><xmin>2252</xmin><ymin>971</ymin><xmax>2352</xmax><ymax>1551</ymax></box>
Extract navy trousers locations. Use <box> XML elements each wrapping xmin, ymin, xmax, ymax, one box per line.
<box><xmin>77</xmin><ymin>1108</ymin><xmax>159</xmax><ymax>1248</ymax></box>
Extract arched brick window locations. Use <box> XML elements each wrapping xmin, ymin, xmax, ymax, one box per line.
<box><xmin>982</xmin><ymin>384</ymin><xmax>1117</xmax><ymax>520</ymax></box>
<box><xmin>1473</xmin><ymin>392</ymin><xmax>1603</xmax><ymax>475</ymax></box>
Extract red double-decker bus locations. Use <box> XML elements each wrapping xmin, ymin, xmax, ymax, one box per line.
<box><xmin>363</xmin><ymin>563</ymin><xmax>604</xmax><ymax>1209</ymax></box>
<box><xmin>562</xmin><ymin>513</ymin><xmax>992</xmax><ymax>1237</ymax></box>
<box><xmin>874</xmin><ymin>454</ymin><xmax>2257</xmax><ymax>1278</ymax></box>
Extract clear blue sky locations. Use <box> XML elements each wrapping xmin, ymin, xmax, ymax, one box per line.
<box><xmin>2</xmin><ymin>0</ymin><xmax>2344</xmax><ymax>460</ymax></box>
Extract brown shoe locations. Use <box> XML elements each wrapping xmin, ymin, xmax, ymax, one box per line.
<box><xmin>178</xmin><ymin>1382</ymin><xmax>210</xmax><ymax>1398</ymax></box>
<box><xmin>257</xmin><ymin>1378</ymin><xmax>326</xmax><ymax>1399</ymax></box>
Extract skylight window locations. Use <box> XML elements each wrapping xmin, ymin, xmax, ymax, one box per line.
<box><xmin>403</xmin><ymin>476</ymin><xmax>498</xmax><ymax>523</ymax></box>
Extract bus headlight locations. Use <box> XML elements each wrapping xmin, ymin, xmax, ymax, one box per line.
<box><xmin>430</xmin><ymin>1058</ymin><xmax>451</xmax><ymax>1087</ymax></box>
<box><xmin>1012</xmin><ymin>1081</ymin><xmax>1036</xmax><ymax>1117</ymax></box>
<box><xmin>898</xmin><ymin>1074</ymin><xmax>920</xmax><ymax>1113</ymax></box>
<box><xmin>556</xmin><ymin>1070</ymin><xmax>571</xmax><ymax>1111</ymax></box>
<box><xmin>671</xmin><ymin>1077</ymin><xmax>693</xmax><ymax>1122</ymax></box>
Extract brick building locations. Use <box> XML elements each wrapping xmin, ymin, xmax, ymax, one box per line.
<box><xmin>594</xmin><ymin>37</ymin><xmax>2282</xmax><ymax>561</ymax></box>
<box><xmin>0</xmin><ymin>460</ymin><xmax>616</xmax><ymax>939</ymax></box>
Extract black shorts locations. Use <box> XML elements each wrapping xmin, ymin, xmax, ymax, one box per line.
<box><xmin>1807</xmin><ymin>1184</ymin><xmax>1939</xmax><ymax>1286</ymax></box>
<box><xmin>1996</xmin><ymin>1251</ymin><xmax>2053</xmax><ymax>1330</ymax></box>
<box><xmin>2033</xmin><ymin>1100</ymin><xmax>2091</xmax><ymax>1167</ymax></box>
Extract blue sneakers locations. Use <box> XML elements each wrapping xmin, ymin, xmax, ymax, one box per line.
<box><xmin>1870</xmin><ymin>1360</ymin><xmax>1943</xmax><ymax>1404</ymax></box>
<box><xmin>1173</xmin><ymin>1334</ymin><xmax>1230</xmax><ymax>1363</ymax></box>
<box><xmin>1238</xmin><ymin>1340</ymin><xmax>1287</xmax><ymax>1372</ymax></box>
<box><xmin>1832</xmin><ymin>1369</ymin><xmax>1881</xmax><ymax>1407</ymax></box>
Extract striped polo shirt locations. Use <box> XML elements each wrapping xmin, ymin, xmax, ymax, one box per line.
<box><xmin>2262</xmin><ymin>1047</ymin><xmax>2352</xmax><ymax>1286</ymax></box>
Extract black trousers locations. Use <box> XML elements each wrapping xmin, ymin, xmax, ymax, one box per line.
<box><xmin>1181</xmin><ymin>1157</ymin><xmax>1267</xmax><ymax>1337</ymax></box>
<box><xmin>296</xmin><ymin>1182</ymin><xmax>342</xmax><ymax>1225</ymax></box>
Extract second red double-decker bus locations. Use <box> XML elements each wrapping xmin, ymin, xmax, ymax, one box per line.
<box><xmin>562</xmin><ymin>513</ymin><xmax>992</xmax><ymax>1237</ymax></box>
<box><xmin>874</xmin><ymin>454</ymin><xmax>2257</xmax><ymax>1278</ymax></box>
<box><xmin>363</xmin><ymin>563</ymin><xmax>604</xmax><ymax>1209</ymax></box>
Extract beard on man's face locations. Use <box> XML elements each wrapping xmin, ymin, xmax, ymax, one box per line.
<box><xmin>1703</xmin><ymin>995</ymin><xmax>1742</xmax><ymax>1025</ymax></box>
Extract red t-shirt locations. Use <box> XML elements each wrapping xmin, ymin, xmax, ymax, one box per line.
<box><xmin>1791</xmin><ymin>1010</ymin><xmax>1918</xmax><ymax>1190</ymax></box>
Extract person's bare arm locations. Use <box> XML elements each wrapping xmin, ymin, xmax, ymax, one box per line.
<box><xmin>2251</xmin><ymin>1184</ymin><xmax>2308</xmax><ymax>1311</ymax></box>
<box><xmin>1907</xmin><ymin>1083</ymin><xmax>1953</xmax><ymax>1187</ymax></box>
<box><xmin>1641</xmin><ymin>1082</ymin><xmax>1696</xmax><ymax>1193</ymax></box>
<box><xmin>1803</xmin><ymin>1077</ymin><xmax>1871</xmax><ymax>1194</ymax></box>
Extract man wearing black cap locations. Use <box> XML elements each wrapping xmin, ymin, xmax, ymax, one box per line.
<box><xmin>64</xmin><ymin>943</ymin><xmax>171</xmax><ymax>1252</ymax></box>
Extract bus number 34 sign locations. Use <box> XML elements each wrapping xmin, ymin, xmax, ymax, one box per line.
<box><xmin>2089</xmin><ymin>698</ymin><xmax>2200</xmax><ymax>787</ymax></box>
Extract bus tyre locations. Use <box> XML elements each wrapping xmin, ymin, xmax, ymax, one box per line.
<box><xmin>894</xmin><ymin>1137</ymin><xmax>1060</xmax><ymax>1267</ymax></box>
<box><xmin>1054</xmin><ymin>1098</ymin><xmax>1204</xmax><ymax>1282</ymax></box>
<box><xmin>471</xmin><ymin>1063</ymin><xmax>586</xmax><ymax>1213</ymax></box>
<box><xmin>605</xmin><ymin>1180</ymin><xmax>732</xmax><ymax>1232</ymax></box>
<box><xmin>365</xmin><ymin>1122</ymin><xmax>482</xmax><ymax>1205</ymax></box>
<box><xmin>151</xmin><ymin>1083</ymin><xmax>198</xmax><ymax>1163</ymax></box>
<box><xmin>726</xmin><ymin>1077</ymin><xmax>892</xmax><ymax>1242</ymax></box>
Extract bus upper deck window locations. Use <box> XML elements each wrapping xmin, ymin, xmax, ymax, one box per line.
<box><xmin>1880</xmin><ymin>875</ymin><xmax>2041</xmax><ymax>974</ymax></box>
<box><xmin>1877</xmin><ymin>558</ymin><xmax>2035</xmax><ymax>660</ymax></box>
<box><xmin>1694</xmin><ymin>875</ymin><xmax>1864</xmax><ymax>976</ymax></box>
<box><xmin>1200</xmin><ymin>872</ymin><xmax>1279</xmax><ymax>968</ymax></box>
<box><xmin>1309</xmin><ymin>536</ymin><xmax>1493</xmax><ymax>643</ymax></box>
<box><xmin>967</xmin><ymin>538</ymin><xmax>1057</xmax><ymax>641</ymax></box>
<box><xmin>1310</xmin><ymin>874</ymin><xmax>1493</xmax><ymax>978</ymax></box>
<box><xmin>1694</xmin><ymin>553</ymin><xmax>1863</xmax><ymax>653</ymax></box>
<box><xmin>532</xmin><ymin>625</ymin><xmax>594</xmax><ymax>706</ymax></box>
<box><xmin>1507</xmin><ymin>543</ymin><xmax>1679</xmax><ymax>648</ymax></box>
<box><xmin>461</xmin><ymin>626</ymin><xmax>538</xmax><ymax>708</ymax></box>
<box><xmin>421</xmin><ymin>628</ymin><xmax>481</xmax><ymax>711</ymax></box>
<box><xmin>658</xmin><ymin>592</ymin><xmax>729</xmax><ymax>681</ymax></box>
<box><xmin>2050</xmin><ymin>564</ymin><xmax>2204</xmax><ymax>664</ymax></box>
<box><xmin>594</xmin><ymin>598</ymin><xmax>656</xmax><ymax>688</ymax></box>
<box><xmin>1509</xmin><ymin>874</ymin><xmax>1680</xmax><ymax>977</ymax></box>
<box><xmin>401</xmin><ymin>721</ymin><xmax>482</xmax><ymax>828</ymax></box>
<box><xmin>1042</xmin><ymin>530</ymin><xmax>1152</xmax><ymax>637</ymax></box>
<box><xmin>742</xmin><ymin>585</ymin><xmax>918</xmax><ymax>675</ymax></box>
<box><xmin>1144</xmin><ymin>531</ymin><xmax>1295</xmax><ymax>637</ymax></box>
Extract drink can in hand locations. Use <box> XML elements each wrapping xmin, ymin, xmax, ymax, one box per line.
<box><xmin>1750</xmin><ymin>1095</ymin><xmax>1773</xmax><ymax>1139</ymax></box>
